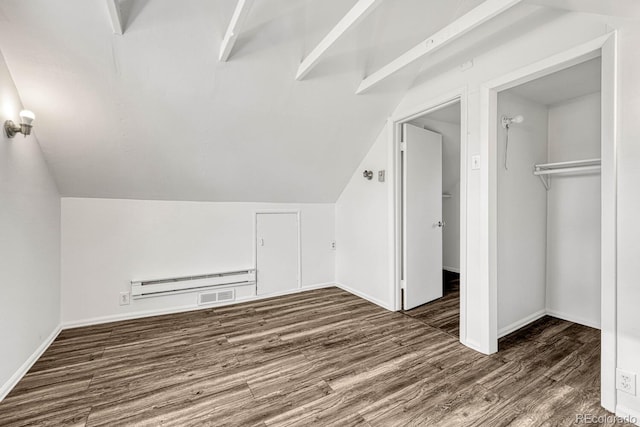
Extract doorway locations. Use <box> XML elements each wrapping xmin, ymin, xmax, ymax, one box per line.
<box><xmin>399</xmin><ymin>100</ymin><xmax>463</xmax><ymax>338</ymax></box>
<box><xmin>255</xmin><ymin>212</ymin><xmax>300</xmax><ymax>296</ymax></box>
<box><xmin>480</xmin><ymin>33</ymin><xmax>618</xmax><ymax>411</ymax></box>
<box><xmin>496</xmin><ymin>57</ymin><xmax>602</xmax><ymax>339</ymax></box>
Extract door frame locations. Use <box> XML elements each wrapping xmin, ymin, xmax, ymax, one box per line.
<box><xmin>254</xmin><ymin>210</ymin><xmax>302</xmax><ymax>292</ymax></box>
<box><xmin>479</xmin><ymin>32</ymin><xmax>618</xmax><ymax>411</ymax></box>
<box><xmin>390</xmin><ymin>86</ymin><xmax>469</xmax><ymax>347</ymax></box>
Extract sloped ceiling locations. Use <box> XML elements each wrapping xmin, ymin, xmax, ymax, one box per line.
<box><xmin>0</xmin><ymin>0</ymin><xmax>490</xmax><ymax>202</ymax></box>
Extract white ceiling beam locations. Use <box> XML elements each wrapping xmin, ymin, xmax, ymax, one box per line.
<box><xmin>296</xmin><ymin>0</ymin><xmax>384</xmax><ymax>81</ymax></box>
<box><xmin>219</xmin><ymin>0</ymin><xmax>255</xmax><ymax>62</ymax></box>
<box><xmin>524</xmin><ymin>0</ymin><xmax>640</xmax><ymax>19</ymax></box>
<box><xmin>356</xmin><ymin>0</ymin><xmax>522</xmax><ymax>94</ymax></box>
<box><xmin>106</xmin><ymin>0</ymin><xmax>124</xmax><ymax>35</ymax></box>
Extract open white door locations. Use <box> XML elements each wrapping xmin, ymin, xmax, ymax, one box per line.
<box><xmin>256</xmin><ymin>212</ymin><xmax>299</xmax><ymax>296</ymax></box>
<box><xmin>403</xmin><ymin>123</ymin><xmax>443</xmax><ymax>310</ymax></box>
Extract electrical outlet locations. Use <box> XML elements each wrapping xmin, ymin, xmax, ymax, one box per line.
<box><xmin>330</xmin><ymin>241</ymin><xmax>336</xmax><ymax>250</ymax></box>
<box><xmin>616</xmin><ymin>369</ymin><xmax>637</xmax><ymax>395</ymax></box>
<box><xmin>119</xmin><ymin>291</ymin><xmax>131</xmax><ymax>306</ymax></box>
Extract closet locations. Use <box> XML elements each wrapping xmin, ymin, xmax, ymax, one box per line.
<box><xmin>496</xmin><ymin>57</ymin><xmax>602</xmax><ymax>337</ymax></box>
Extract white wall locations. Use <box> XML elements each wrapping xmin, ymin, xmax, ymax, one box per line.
<box><xmin>497</xmin><ymin>91</ymin><xmax>549</xmax><ymax>333</ymax></box>
<box><xmin>335</xmin><ymin>125</ymin><xmax>393</xmax><ymax>309</ymax></box>
<box><xmin>546</xmin><ymin>92</ymin><xmax>601</xmax><ymax>328</ymax></box>
<box><xmin>412</xmin><ymin>116</ymin><xmax>461</xmax><ymax>272</ymax></box>
<box><xmin>0</xmin><ymin>52</ymin><xmax>61</xmax><ymax>398</ymax></box>
<box><xmin>61</xmin><ymin>198</ymin><xmax>334</xmax><ymax>325</ymax></box>
<box><xmin>614</xmin><ymin>24</ymin><xmax>640</xmax><ymax>419</ymax></box>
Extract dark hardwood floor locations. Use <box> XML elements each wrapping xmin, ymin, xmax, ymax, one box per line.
<box><xmin>0</xmin><ymin>286</ymin><xmax>613</xmax><ymax>426</ymax></box>
<box><xmin>403</xmin><ymin>270</ymin><xmax>460</xmax><ymax>337</ymax></box>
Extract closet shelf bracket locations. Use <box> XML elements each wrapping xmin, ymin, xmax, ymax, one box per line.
<box><xmin>537</xmin><ymin>174</ymin><xmax>550</xmax><ymax>190</ymax></box>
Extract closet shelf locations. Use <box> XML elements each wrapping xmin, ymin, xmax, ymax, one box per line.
<box><xmin>533</xmin><ymin>158</ymin><xmax>601</xmax><ymax>190</ymax></box>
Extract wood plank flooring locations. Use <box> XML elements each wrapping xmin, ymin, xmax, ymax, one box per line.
<box><xmin>403</xmin><ymin>270</ymin><xmax>460</xmax><ymax>338</ymax></box>
<box><xmin>0</xmin><ymin>286</ymin><xmax>615</xmax><ymax>426</ymax></box>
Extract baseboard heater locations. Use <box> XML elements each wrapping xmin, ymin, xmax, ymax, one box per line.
<box><xmin>131</xmin><ymin>269</ymin><xmax>256</xmax><ymax>299</ymax></box>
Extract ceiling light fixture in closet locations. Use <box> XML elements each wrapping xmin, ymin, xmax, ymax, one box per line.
<box><xmin>501</xmin><ymin>114</ymin><xmax>524</xmax><ymax>129</ymax></box>
<box><xmin>501</xmin><ymin>114</ymin><xmax>524</xmax><ymax>170</ymax></box>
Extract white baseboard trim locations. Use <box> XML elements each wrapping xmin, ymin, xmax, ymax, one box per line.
<box><xmin>62</xmin><ymin>282</ymin><xmax>336</xmax><ymax>330</ymax></box>
<box><xmin>334</xmin><ymin>282</ymin><xmax>394</xmax><ymax>311</ymax></box>
<box><xmin>443</xmin><ymin>266</ymin><xmax>460</xmax><ymax>273</ymax></box>
<box><xmin>616</xmin><ymin>404</ymin><xmax>640</xmax><ymax>426</ymax></box>
<box><xmin>498</xmin><ymin>308</ymin><xmax>602</xmax><ymax>339</ymax></box>
<box><xmin>236</xmin><ymin>282</ymin><xmax>335</xmax><ymax>302</ymax></box>
<box><xmin>301</xmin><ymin>282</ymin><xmax>336</xmax><ymax>290</ymax></box>
<box><xmin>498</xmin><ymin>309</ymin><xmax>547</xmax><ymax>338</ymax></box>
<box><xmin>62</xmin><ymin>304</ymin><xmax>204</xmax><ymax>329</ymax></box>
<box><xmin>462</xmin><ymin>337</ymin><xmax>491</xmax><ymax>355</ymax></box>
<box><xmin>0</xmin><ymin>324</ymin><xmax>62</xmax><ymax>402</ymax></box>
<box><xmin>546</xmin><ymin>309</ymin><xmax>600</xmax><ymax>330</ymax></box>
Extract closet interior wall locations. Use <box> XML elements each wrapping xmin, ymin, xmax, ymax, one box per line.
<box><xmin>497</xmin><ymin>91</ymin><xmax>549</xmax><ymax>334</ymax></box>
<box><xmin>546</xmin><ymin>92</ymin><xmax>601</xmax><ymax>328</ymax></box>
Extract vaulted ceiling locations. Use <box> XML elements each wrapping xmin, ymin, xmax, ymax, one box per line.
<box><xmin>0</xmin><ymin>0</ymin><xmax>538</xmax><ymax>202</ymax></box>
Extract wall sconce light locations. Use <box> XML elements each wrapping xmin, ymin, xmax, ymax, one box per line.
<box><xmin>5</xmin><ymin>110</ymin><xmax>35</xmax><ymax>138</ymax></box>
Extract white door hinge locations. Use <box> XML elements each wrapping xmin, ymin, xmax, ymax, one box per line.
<box><xmin>400</xmin><ymin>279</ymin><xmax>406</xmax><ymax>290</ymax></box>
<box><xmin>400</xmin><ymin>141</ymin><xmax>406</xmax><ymax>152</ymax></box>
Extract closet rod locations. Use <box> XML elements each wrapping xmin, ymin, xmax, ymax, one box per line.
<box><xmin>533</xmin><ymin>158</ymin><xmax>601</xmax><ymax>191</ymax></box>
<box><xmin>534</xmin><ymin>158</ymin><xmax>600</xmax><ymax>170</ymax></box>
<box><xmin>534</xmin><ymin>165</ymin><xmax>601</xmax><ymax>176</ymax></box>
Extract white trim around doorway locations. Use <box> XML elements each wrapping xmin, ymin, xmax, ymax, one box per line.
<box><xmin>478</xmin><ymin>32</ymin><xmax>618</xmax><ymax>412</ymax></box>
<box><xmin>389</xmin><ymin>86</ymin><xmax>469</xmax><ymax>348</ymax></box>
